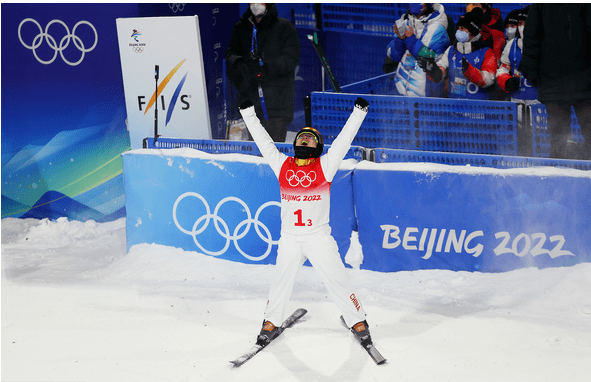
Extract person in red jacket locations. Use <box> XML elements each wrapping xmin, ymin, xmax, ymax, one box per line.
<box><xmin>420</xmin><ymin>8</ymin><xmax>497</xmax><ymax>100</ymax></box>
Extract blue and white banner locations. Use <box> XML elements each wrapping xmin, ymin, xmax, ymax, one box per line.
<box><xmin>123</xmin><ymin>149</ymin><xmax>357</xmax><ymax>265</ymax></box>
<box><xmin>353</xmin><ymin>162</ymin><xmax>591</xmax><ymax>272</ymax></box>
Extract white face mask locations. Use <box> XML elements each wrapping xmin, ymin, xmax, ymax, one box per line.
<box><xmin>506</xmin><ymin>27</ymin><xmax>517</xmax><ymax>40</ymax></box>
<box><xmin>518</xmin><ymin>25</ymin><xmax>525</xmax><ymax>38</ymax></box>
<box><xmin>456</xmin><ymin>30</ymin><xmax>470</xmax><ymax>43</ymax></box>
<box><xmin>250</xmin><ymin>3</ymin><xmax>266</xmax><ymax>18</ymax></box>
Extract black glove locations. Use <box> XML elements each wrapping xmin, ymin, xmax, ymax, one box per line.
<box><xmin>383</xmin><ymin>56</ymin><xmax>399</xmax><ymax>73</ymax></box>
<box><xmin>417</xmin><ymin>56</ymin><xmax>443</xmax><ymax>83</ymax></box>
<box><xmin>504</xmin><ymin>77</ymin><xmax>520</xmax><ymax>92</ymax></box>
<box><xmin>355</xmin><ymin>97</ymin><xmax>369</xmax><ymax>112</ymax></box>
<box><xmin>461</xmin><ymin>57</ymin><xmax>470</xmax><ymax>74</ymax></box>
<box><xmin>239</xmin><ymin>99</ymin><xmax>254</xmax><ymax>110</ymax></box>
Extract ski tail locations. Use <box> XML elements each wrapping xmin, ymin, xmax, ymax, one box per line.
<box><xmin>340</xmin><ymin>315</ymin><xmax>387</xmax><ymax>365</ymax></box>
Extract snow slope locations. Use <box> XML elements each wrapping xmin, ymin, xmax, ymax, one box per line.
<box><xmin>2</xmin><ymin>217</ymin><xmax>591</xmax><ymax>381</ymax></box>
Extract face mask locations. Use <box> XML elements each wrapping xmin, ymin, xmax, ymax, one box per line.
<box><xmin>506</xmin><ymin>27</ymin><xmax>517</xmax><ymax>40</ymax></box>
<box><xmin>409</xmin><ymin>3</ymin><xmax>424</xmax><ymax>15</ymax></box>
<box><xmin>250</xmin><ymin>3</ymin><xmax>266</xmax><ymax>18</ymax></box>
<box><xmin>518</xmin><ymin>25</ymin><xmax>525</xmax><ymax>38</ymax></box>
<box><xmin>456</xmin><ymin>30</ymin><xmax>470</xmax><ymax>43</ymax></box>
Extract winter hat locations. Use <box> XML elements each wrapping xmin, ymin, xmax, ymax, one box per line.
<box><xmin>457</xmin><ymin>7</ymin><xmax>484</xmax><ymax>37</ymax></box>
<box><xmin>518</xmin><ymin>5</ymin><xmax>530</xmax><ymax>23</ymax></box>
<box><xmin>505</xmin><ymin>9</ymin><xmax>520</xmax><ymax>27</ymax></box>
<box><xmin>294</xmin><ymin>127</ymin><xmax>324</xmax><ymax>159</ymax></box>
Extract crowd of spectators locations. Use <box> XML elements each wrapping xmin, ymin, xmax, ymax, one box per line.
<box><xmin>383</xmin><ymin>3</ymin><xmax>590</xmax><ymax>160</ymax></box>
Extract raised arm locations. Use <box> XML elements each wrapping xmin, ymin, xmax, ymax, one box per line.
<box><xmin>321</xmin><ymin>97</ymin><xmax>369</xmax><ymax>181</ymax></box>
<box><xmin>239</xmin><ymin>100</ymin><xmax>287</xmax><ymax>177</ymax></box>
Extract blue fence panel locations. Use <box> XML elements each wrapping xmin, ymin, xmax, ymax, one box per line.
<box><xmin>310</xmin><ymin>92</ymin><xmax>518</xmax><ymax>155</ymax></box>
<box><xmin>530</xmin><ymin>104</ymin><xmax>585</xmax><ymax>158</ymax></box>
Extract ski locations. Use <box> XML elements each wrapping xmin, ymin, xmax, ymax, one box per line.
<box><xmin>340</xmin><ymin>315</ymin><xmax>387</xmax><ymax>365</ymax></box>
<box><xmin>307</xmin><ymin>31</ymin><xmax>342</xmax><ymax>93</ymax></box>
<box><xmin>230</xmin><ymin>308</ymin><xmax>307</xmax><ymax>367</ymax></box>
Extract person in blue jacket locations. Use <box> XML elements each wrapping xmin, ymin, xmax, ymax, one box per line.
<box><xmin>383</xmin><ymin>3</ymin><xmax>450</xmax><ymax>97</ymax></box>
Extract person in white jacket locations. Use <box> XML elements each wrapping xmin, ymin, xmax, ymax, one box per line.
<box><xmin>239</xmin><ymin>97</ymin><xmax>374</xmax><ymax>347</ymax></box>
<box><xmin>385</xmin><ymin>3</ymin><xmax>451</xmax><ymax>97</ymax></box>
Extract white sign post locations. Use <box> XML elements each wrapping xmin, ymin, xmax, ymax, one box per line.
<box><xmin>116</xmin><ymin>16</ymin><xmax>211</xmax><ymax>149</ymax></box>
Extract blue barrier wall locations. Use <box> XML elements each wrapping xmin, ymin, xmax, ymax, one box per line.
<box><xmin>353</xmin><ymin>162</ymin><xmax>591</xmax><ymax>272</ymax></box>
<box><xmin>123</xmin><ymin>149</ymin><xmax>591</xmax><ymax>273</ymax></box>
<box><xmin>123</xmin><ymin>149</ymin><xmax>357</xmax><ymax>266</ymax></box>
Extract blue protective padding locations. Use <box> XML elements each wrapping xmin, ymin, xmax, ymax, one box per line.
<box><xmin>352</xmin><ymin>164</ymin><xmax>591</xmax><ymax>273</ymax></box>
<box><xmin>373</xmin><ymin>148</ymin><xmax>591</xmax><ymax>171</ymax></box>
<box><xmin>123</xmin><ymin>151</ymin><xmax>357</xmax><ymax>266</ymax></box>
<box><xmin>143</xmin><ymin>137</ymin><xmax>368</xmax><ymax>161</ymax></box>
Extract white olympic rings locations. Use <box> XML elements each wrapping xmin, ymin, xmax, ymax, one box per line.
<box><xmin>173</xmin><ymin>192</ymin><xmax>280</xmax><ymax>261</ymax></box>
<box><xmin>169</xmin><ymin>4</ymin><xmax>186</xmax><ymax>13</ymax></box>
<box><xmin>18</xmin><ymin>18</ymin><xmax>98</xmax><ymax>66</ymax></box>
<box><xmin>286</xmin><ymin>169</ymin><xmax>317</xmax><ymax>187</ymax></box>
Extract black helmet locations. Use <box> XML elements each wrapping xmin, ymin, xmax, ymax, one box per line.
<box><xmin>293</xmin><ymin>127</ymin><xmax>324</xmax><ymax>159</ymax></box>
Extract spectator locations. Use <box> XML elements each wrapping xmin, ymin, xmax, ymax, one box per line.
<box><xmin>225</xmin><ymin>3</ymin><xmax>300</xmax><ymax>142</ymax></box>
<box><xmin>496</xmin><ymin>6</ymin><xmax>539</xmax><ymax>156</ymax></box>
<box><xmin>466</xmin><ymin>3</ymin><xmax>506</xmax><ymax>64</ymax></box>
<box><xmin>420</xmin><ymin>8</ymin><xmax>496</xmax><ymax>100</ymax></box>
<box><xmin>519</xmin><ymin>4</ymin><xmax>591</xmax><ymax>160</ymax></box>
<box><xmin>504</xmin><ymin>8</ymin><xmax>521</xmax><ymax>41</ymax></box>
<box><xmin>383</xmin><ymin>3</ymin><xmax>450</xmax><ymax>98</ymax></box>
<box><xmin>467</xmin><ymin>3</ymin><xmax>504</xmax><ymax>32</ymax></box>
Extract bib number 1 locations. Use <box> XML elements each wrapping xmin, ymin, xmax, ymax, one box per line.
<box><xmin>294</xmin><ymin>209</ymin><xmax>312</xmax><ymax>227</ymax></box>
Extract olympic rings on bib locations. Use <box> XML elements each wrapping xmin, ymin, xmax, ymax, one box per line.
<box><xmin>285</xmin><ymin>170</ymin><xmax>316</xmax><ymax>187</ymax></box>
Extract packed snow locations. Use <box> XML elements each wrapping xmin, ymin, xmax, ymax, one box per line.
<box><xmin>2</xmin><ymin>216</ymin><xmax>591</xmax><ymax>381</ymax></box>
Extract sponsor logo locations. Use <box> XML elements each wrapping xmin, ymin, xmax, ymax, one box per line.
<box><xmin>137</xmin><ymin>59</ymin><xmax>191</xmax><ymax>126</ymax></box>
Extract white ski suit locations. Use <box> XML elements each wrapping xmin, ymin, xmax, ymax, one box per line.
<box><xmin>239</xmin><ymin>102</ymin><xmax>368</xmax><ymax>327</ymax></box>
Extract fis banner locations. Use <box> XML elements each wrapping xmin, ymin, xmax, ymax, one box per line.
<box><xmin>353</xmin><ymin>162</ymin><xmax>591</xmax><ymax>272</ymax></box>
<box><xmin>116</xmin><ymin>16</ymin><xmax>211</xmax><ymax>149</ymax></box>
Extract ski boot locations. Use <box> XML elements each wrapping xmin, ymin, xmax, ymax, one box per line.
<box><xmin>256</xmin><ymin>320</ymin><xmax>279</xmax><ymax>346</ymax></box>
<box><xmin>352</xmin><ymin>320</ymin><xmax>373</xmax><ymax>347</ymax></box>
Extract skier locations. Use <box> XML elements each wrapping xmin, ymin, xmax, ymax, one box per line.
<box><xmin>238</xmin><ymin>97</ymin><xmax>374</xmax><ymax>349</ymax></box>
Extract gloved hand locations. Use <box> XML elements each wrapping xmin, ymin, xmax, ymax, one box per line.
<box><xmin>504</xmin><ymin>77</ymin><xmax>520</xmax><ymax>92</ymax></box>
<box><xmin>417</xmin><ymin>56</ymin><xmax>443</xmax><ymax>83</ymax></box>
<box><xmin>239</xmin><ymin>99</ymin><xmax>254</xmax><ymax>110</ymax></box>
<box><xmin>355</xmin><ymin>97</ymin><xmax>369</xmax><ymax>112</ymax></box>
<box><xmin>461</xmin><ymin>57</ymin><xmax>470</xmax><ymax>75</ymax></box>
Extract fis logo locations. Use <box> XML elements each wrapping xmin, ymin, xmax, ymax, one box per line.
<box><xmin>138</xmin><ymin>59</ymin><xmax>191</xmax><ymax>126</ymax></box>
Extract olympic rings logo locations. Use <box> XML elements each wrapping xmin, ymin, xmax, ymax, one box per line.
<box><xmin>169</xmin><ymin>4</ymin><xmax>186</xmax><ymax>13</ymax></box>
<box><xmin>286</xmin><ymin>170</ymin><xmax>316</xmax><ymax>187</ymax></box>
<box><xmin>173</xmin><ymin>192</ymin><xmax>280</xmax><ymax>261</ymax></box>
<box><xmin>132</xmin><ymin>47</ymin><xmax>144</xmax><ymax>53</ymax></box>
<box><xmin>18</xmin><ymin>18</ymin><xmax>98</xmax><ymax>66</ymax></box>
